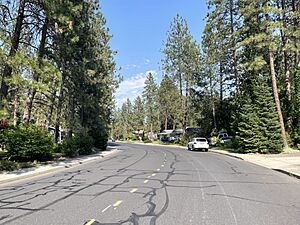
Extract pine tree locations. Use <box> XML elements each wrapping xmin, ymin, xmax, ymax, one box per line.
<box><xmin>162</xmin><ymin>14</ymin><xmax>201</xmax><ymax>131</ymax></box>
<box><xmin>142</xmin><ymin>72</ymin><xmax>159</xmax><ymax>137</ymax></box>
<box><xmin>236</xmin><ymin>97</ymin><xmax>261</xmax><ymax>153</ymax></box>
<box><xmin>132</xmin><ymin>96</ymin><xmax>145</xmax><ymax>131</ymax></box>
<box><xmin>158</xmin><ymin>74</ymin><xmax>181</xmax><ymax>130</ymax></box>
<box><xmin>255</xmin><ymin>77</ymin><xmax>283</xmax><ymax>153</ymax></box>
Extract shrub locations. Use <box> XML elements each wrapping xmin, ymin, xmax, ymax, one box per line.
<box><xmin>61</xmin><ymin>128</ymin><xmax>95</xmax><ymax>157</ymax></box>
<box><xmin>61</xmin><ymin>138</ymin><xmax>79</xmax><ymax>157</ymax></box>
<box><xmin>124</xmin><ymin>133</ymin><xmax>136</xmax><ymax>141</ymax></box>
<box><xmin>0</xmin><ymin>160</ymin><xmax>18</xmax><ymax>171</ymax></box>
<box><xmin>143</xmin><ymin>139</ymin><xmax>152</xmax><ymax>143</ymax></box>
<box><xmin>2</xmin><ymin>125</ymin><xmax>53</xmax><ymax>162</ymax></box>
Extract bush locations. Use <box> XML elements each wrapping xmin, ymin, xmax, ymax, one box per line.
<box><xmin>61</xmin><ymin>129</ymin><xmax>95</xmax><ymax>157</ymax></box>
<box><xmin>143</xmin><ymin>139</ymin><xmax>152</xmax><ymax>143</ymax></box>
<box><xmin>0</xmin><ymin>160</ymin><xmax>18</xmax><ymax>171</ymax></box>
<box><xmin>124</xmin><ymin>133</ymin><xmax>136</xmax><ymax>141</ymax></box>
<box><xmin>1</xmin><ymin>125</ymin><xmax>53</xmax><ymax>162</ymax></box>
<box><xmin>0</xmin><ymin>160</ymin><xmax>37</xmax><ymax>172</ymax></box>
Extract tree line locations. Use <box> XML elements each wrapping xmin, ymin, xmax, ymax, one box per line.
<box><xmin>113</xmin><ymin>0</ymin><xmax>300</xmax><ymax>153</ymax></box>
<box><xmin>0</xmin><ymin>0</ymin><xmax>118</xmax><ymax>150</ymax></box>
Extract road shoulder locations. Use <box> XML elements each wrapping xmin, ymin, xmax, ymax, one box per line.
<box><xmin>0</xmin><ymin>147</ymin><xmax>119</xmax><ymax>185</ymax></box>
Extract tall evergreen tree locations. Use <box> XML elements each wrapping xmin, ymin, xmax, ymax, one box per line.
<box><xmin>142</xmin><ymin>72</ymin><xmax>159</xmax><ymax>137</ymax></box>
<box><xmin>162</xmin><ymin>14</ymin><xmax>201</xmax><ymax>131</ymax></box>
<box><xmin>158</xmin><ymin>74</ymin><xmax>181</xmax><ymax>130</ymax></box>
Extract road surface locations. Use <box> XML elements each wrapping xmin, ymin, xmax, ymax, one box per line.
<box><xmin>0</xmin><ymin>142</ymin><xmax>300</xmax><ymax>225</ymax></box>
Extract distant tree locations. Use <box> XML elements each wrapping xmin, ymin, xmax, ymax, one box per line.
<box><xmin>132</xmin><ymin>96</ymin><xmax>145</xmax><ymax>131</ymax></box>
<box><xmin>142</xmin><ymin>72</ymin><xmax>159</xmax><ymax>137</ymax></box>
<box><xmin>162</xmin><ymin>14</ymin><xmax>201</xmax><ymax>131</ymax></box>
<box><xmin>158</xmin><ymin>74</ymin><xmax>181</xmax><ymax>130</ymax></box>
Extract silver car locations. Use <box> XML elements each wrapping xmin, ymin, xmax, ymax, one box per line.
<box><xmin>187</xmin><ymin>137</ymin><xmax>209</xmax><ymax>151</ymax></box>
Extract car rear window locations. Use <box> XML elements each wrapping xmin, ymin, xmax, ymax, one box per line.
<box><xmin>196</xmin><ymin>138</ymin><xmax>207</xmax><ymax>142</ymax></box>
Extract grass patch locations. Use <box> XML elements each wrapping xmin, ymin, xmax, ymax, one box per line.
<box><xmin>281</xmin><ymin>147</ymin><xmax>300</xmax><ymax>154</ymax></box>
<box><xmin>0</xmin><ymin>160</ymin><xmax>38</xmax><ymax>172</ymax></box>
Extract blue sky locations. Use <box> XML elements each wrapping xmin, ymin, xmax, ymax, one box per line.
<box><xmin>100</xmin><ymin>0</ymin><xmax>208</xmax><ymax>107</ymax></box>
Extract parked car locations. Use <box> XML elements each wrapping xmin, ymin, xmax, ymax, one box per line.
<box><xmin>217</xmin><ymin>133</ymin><xmax>228</xmax><ymax>139</ymax></box>
<box><xmin>187</xmin><ymin>137</ymin><xmax>209</xmax><ymax>151</ymax></box>
<box><xmin>220</xmin><ymin>136</ymin><xmax>232</xmax><ymax>143</ymax></box>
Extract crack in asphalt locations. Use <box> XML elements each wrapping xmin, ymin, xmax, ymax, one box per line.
<box><xmin>0</xmin><ymin>148</ymin><xmax>148</xmax><ymax>225</ymax></box>
<box><xmin>95</xmin><ymin>149</ymin><xmax>180</xmax><ymax>225</ymax></box>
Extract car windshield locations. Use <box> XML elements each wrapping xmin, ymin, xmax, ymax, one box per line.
<box><xmin>196</xmin><ymin>138</ymin><xmax>206</xmax><ymax>142</ymax></box>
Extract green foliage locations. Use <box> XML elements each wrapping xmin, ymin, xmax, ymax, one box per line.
<box><xmin>143</xmin><ymin>72</ymin><xmax>160</xmax><ymax>133</ymax></box>
<box><xmin>0</xmin><ymin>160</ymin><xmax>37</xmax><ymax>172</ymax></box>
<box><xmin>291</xmin><ymin>68</ymin><xmax>300</xmax><ymax>145</ymax></box>
<box><xmin>236</xmin><ymin>78</ymin><xmax>283</xmax><ymax>154</ymax></box>
<box><xmin>1</xmin><ymin>125</ymin><xmax>53</xmax><ymax>162</ymax></box>
<box><xmin>0</xmin><ymin>160</ymin><xmax>19</xmax><ymax>171</ymax></box>
<box><xmin>123</xmin><ymin>133</ymin><xmax>136</xmax><ymax>141</ymax></box>
<box><xmin>158</xmin><ymin>75</ymin><xmax>182</xmax><ymax>129</ymax></box>
<box><xmin>61</xmin><ymin>129</ymin><xmax>95</xmax><ymax>157</ymax></box>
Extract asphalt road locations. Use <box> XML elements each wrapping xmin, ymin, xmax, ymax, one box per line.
<box><xmin>0</xmin><ymin>142</ymin><xmax>300</xmax><ymax>225</ymax></box>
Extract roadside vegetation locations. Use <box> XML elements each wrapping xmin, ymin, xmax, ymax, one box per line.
<box><xmin>112</xmin><ymin>1</ymin><xmax>300</xmax><ymax>154</ymax></box>
<box><xmin>0</xmin><ymin>0</ymin><xmax>118</xmax><ymax>171</ymax></box>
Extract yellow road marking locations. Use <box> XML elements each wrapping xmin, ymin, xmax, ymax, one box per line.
<box><xmin>130</xmin><ymin>188</ymin><xmax>138</xmax><ymax>193</ymax></box>
<box><xmin>147</xmin><ymin>175</ymin><xmax>151</xmax><ymax>178</ymax></box>
<box><xmin>85</xmin><ymin>219</ymin><xmax>96</xmax><ymax>225</ymax></box>
<box><xmin>157</xmin><ymin>168</ymin><xmax>160</xmax><ymax>171</ymax></box>
<box><xmin>144</xmin><ymin>179</ymin><xmax>149</xmax><ymax>184</ymax></box>
<box><xmin>161</xmin><ymin>165</ymin><xmax>164</xmax><ymax>167</ymax></box>
<box><xmin>113</xmin><ymin>200</ymin><xmax>123</xmax><ymax>207</ymax></box>
<box><xmin>151</xmin><ymin>173</ymin><xmax>156</xmax><ymax>177</ymax></box>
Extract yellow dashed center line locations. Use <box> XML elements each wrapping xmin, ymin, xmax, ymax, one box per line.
<box><xmin>151</xmin><ymin>173</ymin><xmax>156</xmax><ymax>177</ymax></box>
<box><xmin>130</xmin><ymin>188</ymin><xmax>138</xmax><ymax>193</ymax></box>
<box><xmin>144</xmin><ymin>179</ymin><xmax>149</xmax><ymax>184</ymax></box>
<box><xmin>157</xmin><ymin>168</ymin><xmax>160</xmax><ymax>171</ymax></box>
<box><xmin>147</xmin><ymin>175</ymin><xmax>151</xmax><ymax>178</ymax></box>
<box><xmin>85</xmin><ymin>219</ymin><xmax>96</xmax><ymax>225</ymax></box>
<box><xmin>113</xmin><ymin>200</ymin><xmax>123</xmax><ymax>207</ymax></box>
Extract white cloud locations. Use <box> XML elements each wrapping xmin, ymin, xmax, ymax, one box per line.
<box><xmin>124</xmin><ymin>64</ymin><xmax>138</xmax><ymax>70</ymax></box>
<box><xmin>145</xmin><ymin>59</ymin><xmax>150</xmax><ymax>64</ymax></box>
<box><xmin>115</xmin><ymin>70</ymin><xmax>156</xmax><ymax>108</ymax></box>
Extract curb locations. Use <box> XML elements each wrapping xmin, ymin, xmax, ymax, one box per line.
<box><xmin>210</xmin><ymin>150</ymin><xmax>300</xmax><ymax>180</ymax></box>
<box><xmin>209</xmin><ymin>150</ymin><xmax>244</xmax><ymax>160</ymax></box>
<box><xmin>0</xmin><ymin>148</ymin><xmax>119</xmax><ymax>185</ymax></box>
<box><xmin>272</xmin><ymin>169</ymin><xmax>300</xmax><ymax>180</ymax></box>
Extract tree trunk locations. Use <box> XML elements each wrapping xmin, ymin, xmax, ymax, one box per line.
<box><xmin>55</xmin><ymin>76</ymin><xmax>65</xmax><ymax>143</ymax></box>
<box><xmin>0</xmin><ymin>0</ymin><xmax>26</xmax><ymax>101</ymax></box>
<box><xmin>183</xmin><ymin>78</ymin><xmax>189</xmax><ymax>132</ymax></box>
<box><xmin>210</xmin><ymin>72</ymin><xmax>217</xmax><ymax>130</ymax></box>
<box><xmin>23</xmin><ymin>17</ymin><xmax>48</xmax><ymax>124</ymax></box>
<box><xmin>67</xmin><ymin>95</ymin><xmax>75</xmax><ymax>138</ymax></box>
<box><xmin>13</xmin><ymin>88</ymin><xmax>19</xmax><ymax>127</ymax></box>
<box><xmin>229</xmin><ymin>0</ymin><xmax>240</xmax><ymax>95</ymax></box>
<box><xmin>292</xmin><ymin>0</ymin><xmax>300</xmax><ymax>67</ymax></box>
<box><xmin>269</xmin><ymin>48</ymin><xmax>289</xmax><ymax>148</ymax></box>
<box><xmin>219</xmin><ymin>62</ymin><xmax>223</xmax><ymax>102</ymax></box>
<box><xmin>164</xmin><ymin>113</ymin><xmax>168</xmax><ymax>130</ymax></box>
<box><xmin>46</xmin><ymin>89</ymin><xmax>56</xmax><ymax>128</ymax></box>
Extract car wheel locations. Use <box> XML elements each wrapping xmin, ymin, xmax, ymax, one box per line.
<box><xmin>191</xmin><ymin>145</ymin><xmax>194</xmax><ymax>151</ymax></box>
<box><xmin>205</xmin><ymin>149</ymin><xmax>208</xmax><ymax>152</ymax></box>
<box><xmin>187</xmin><ymin>145</ymin><xmax>190</xmax><ymax>151</ymax></box>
